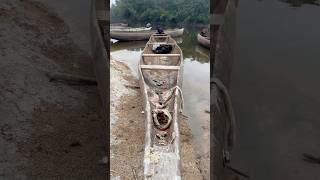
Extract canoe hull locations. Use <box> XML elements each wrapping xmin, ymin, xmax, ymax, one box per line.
<box><xmin>138</xmin><ymin>34</ymin><xmax>184</xmax><ymax>179</ymax></box>
<box><xmin>111</xmin><ymin>28</ymin><xmax>184</xmax><ymax>41</ymax></box>
<box><xmin>197</xmin><ymin>33</ymin><xmax>210</xmax><ymax>49</ymax></box>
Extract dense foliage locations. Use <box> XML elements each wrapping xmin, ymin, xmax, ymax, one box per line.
<box><xmin>110</xmin><ymin>0</ymin><xmax>209</xmax><ymax>27</ymax></box>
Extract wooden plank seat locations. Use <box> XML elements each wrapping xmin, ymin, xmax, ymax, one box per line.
<box><xmin>140</xmin><ymin>65</ymin><xmax>180</xmax><ymax>70</ymax></box>
<box><xmin>152</xmin><ymin>36</ymin><xmax>169</xmax><ymax>38</ymax></box>
<box><xmin>147</xmin><ymin>43</ymin><xmax>176</xmax><ymax>45</ymax></box>
<box><xmin>142</xmin><ymin>54</ymin><xmax>181</xmax><ymax>57</ymax></box>
<box><xmin>152</xmin><ymin>34</ymin><xmax>169</xmax><ymax>36</ymax></box>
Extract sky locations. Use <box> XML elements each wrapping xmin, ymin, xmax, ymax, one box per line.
<box><xmin>110</xmin><ymin>0</ymin><xmax>116</xmax><ymax>6</ymax></box>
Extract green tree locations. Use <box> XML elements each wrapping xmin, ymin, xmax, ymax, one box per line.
<box><xmin>110</xmin><ymin>0</ymin><xmax>209</xmax><ymax>27</ymax></box>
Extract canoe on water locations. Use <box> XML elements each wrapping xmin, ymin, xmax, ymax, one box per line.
<box><xmin>197</xmin><ymin>33</ymin><xmax>210</xmax><ymax>49</ymax></box>
<box><xmin>110</xmin><ymin>23</ymin><xmax>128</xmax><ymax>29</ymax></box>
<box><xmin>111</xmin><ymin>27</ymin><xmax>152</xmax><ymax>32</ymax></box>
<box><xmin>138</xmin><ymin>33</ymin><xmax>184</xmax><ymax>179</ymax></box>
<box><xmin>111</xmin><ymin>28</ymin><xmax>184</xmax><ymax>41</ymax></box>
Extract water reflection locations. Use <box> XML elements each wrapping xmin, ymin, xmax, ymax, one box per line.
<box><xmin>111</xmin><ymin>41</ymin><xmax>146</xmax><ymax>52</ymax></box>
<box><xmin>232</xmin><ymin>0</ymin><xmax>320</xmax><ymax>179</ymax></box>
<box><xmin>110</xmin><ymin>28</ymin><xmax>210</xmax><ymax>154</ymax></box>
<box><xmin>179</xmin><ymin>29</ymin><xmax>210</xmax><ymax>63</ymax></box>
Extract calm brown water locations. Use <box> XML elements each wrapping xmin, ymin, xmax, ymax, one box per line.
<box><xmin>110</xmin><ymin>29</ymin><xmax>210</xmax><ymax>154</ymax></box>
<box><xmin>231</xmin><ymin>0</ymin><xmax>320</xmax><ymax>179</ymax></box>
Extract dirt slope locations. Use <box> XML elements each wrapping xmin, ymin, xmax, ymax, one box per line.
<box><xmin>0</xmin><ymin>0</ymin><xmax>107</xmax><ymax>179</ymax></box>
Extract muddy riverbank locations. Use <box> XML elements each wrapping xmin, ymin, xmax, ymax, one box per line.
<box><xmin>0</xmin><ymin>0</ymin><xmax>107</xmax><ymax>179</ymax></box>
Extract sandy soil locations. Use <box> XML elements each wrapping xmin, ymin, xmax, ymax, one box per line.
<box><xmin>0</xmin><ymin>0</ymin><xmax>107</xmax><ymax>179</ymax></box>
<box><xmin>110</xmin><ymin>58</ymin><xmax>205</xmax><ymax>179</ymax></box>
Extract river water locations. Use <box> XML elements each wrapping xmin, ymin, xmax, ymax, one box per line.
<box><xmin>110</xmin><ymin>28</ymin><xmax>210</xmax><ymax>155</ymax></box>
<box><xmin>231</xmin><ymin>0</ymin><xmax>320</xmax><ymax>179</ymax></box>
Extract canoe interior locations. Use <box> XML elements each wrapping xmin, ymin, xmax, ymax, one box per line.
<box><xmin>139</xmin><ymin>34</ymin><xmax>183</xmax><ymax>179</ymax></box>
<box><xmin>142</xmin><ymin>36</ymin><xmax>181</xmax><ymax>83</ymax></box>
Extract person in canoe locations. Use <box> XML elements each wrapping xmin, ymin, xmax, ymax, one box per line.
<box><xmin>200</xmin><ymin>28</ymin><xmax>209</xmax><ymax>37</ymax></box>
<box><xmin>156</xmin><ymin>25</ymin><xmax>164</xmax><ymax>34</ymax></box>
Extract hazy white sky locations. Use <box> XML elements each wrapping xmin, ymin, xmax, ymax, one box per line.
<box><xmin>110</xmin><ymin>0</ymin><xmax>116</xmax><ymax>6</ymax></box>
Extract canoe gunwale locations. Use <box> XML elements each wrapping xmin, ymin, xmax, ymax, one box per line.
<box><xmin>140</xmin><ymin>65</ymin><xmax>180</xmax><ymax>70</ymax></box>
<box><xmin>197</xmin><ymin>33</ymin><xmax>210</xmax><ymax>49</ymax></box>
<box><xmin>111</xmin><ymin>28</ymin><xmax>184</xmax><ymax>41</ymax></box>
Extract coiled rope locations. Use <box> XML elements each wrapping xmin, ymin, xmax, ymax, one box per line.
<box><xmin>211</xmin><ymin>77</ymin><xmax>236</xmax><ymax>153</ymax></box>
<box><xmin>151</xmin><ymin>85</ymin><xmax>184</xmax><ymax>130</ymax></box>
<box><xmin>174</xmin><ymin>85</ymin><xmax>184</xmax><ymax>113</ymax></box>
<box><xmin>153</xmin><ymin>108</ymin><xmax>172</xmax><ymax>130</ymax></box>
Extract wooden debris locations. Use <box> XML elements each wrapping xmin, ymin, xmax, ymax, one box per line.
<box><xmin>181</xmin><ymin>114</ymin><xmax>189</xmax><ymax>119</ymax></box>
<box><xmin>124</xmin><ymin>84</ymin><xmax>140</xmax><ymax>89</ymax></box>
<box><xmin>170</xmin><ymin>132</ymin><xmax>176</xmax><ymax>144</ymax></box>
<box><xmin>303</xmin><ymin>153</ymin><xmax>320</xmax><ymax>165</ymax></box>
<box><xmin>46</xmin><ymin>72</ymin><xmax>97</xmax><ymax>85</ymax></box>
<box><xmin>226</xmin><ymin>165</ymin><xmax>250</xmax><ymax>178</ymax></box>
<box><xmin>131</xmin><ymin>166</ymin><xmax>138</xmax><ymax>180</ymax></box>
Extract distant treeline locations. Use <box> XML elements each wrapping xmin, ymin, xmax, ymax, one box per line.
<box><xmin>110</xmin><ymin>0</ymin><xmax>209</xmax><ymax>27</ymax></box>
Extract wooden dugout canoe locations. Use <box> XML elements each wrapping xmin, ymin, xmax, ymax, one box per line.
<box><xmin>111</xmin><ymin>28</ymin><xmax>184</xmax><ymax>41</ymax></box>
<box><xmin>111</xmin><ymin>27</ymin><xmax>152</xmax><ymax>32</ymax></box>
<box><xmin>138</xmin><ymin>33</ymin><xmax>184</xmax><ymax>179</ymax></box>
<box><xmin>110</xmin><ymin>23</ymin><xmax>128</xmax><ymax>29</ymax></box>
<box><xmin>197</xmin><ymin>33</ymin><xmax>210</xmax><ymax>49</ymax></box>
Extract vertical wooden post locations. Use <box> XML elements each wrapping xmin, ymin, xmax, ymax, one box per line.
<box><xmin>90</xmin><ymin>0</ymin><xmax>109</xmax><ymax>177</ymax></box>
<box><xmin>95</xmin><ymin>0</ymin><xmax>109</xmax><ymax>52</ymax></box>
<box><xmin>211</xmin><ymin>0</ymin><xmax>237</xmax><ymax>179</ymax></box>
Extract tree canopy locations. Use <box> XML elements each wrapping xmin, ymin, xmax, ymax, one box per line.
<box><xmin>110</xmin><ymin>0</ymin><xmax>209</xmax><ymax>27</ymax></box>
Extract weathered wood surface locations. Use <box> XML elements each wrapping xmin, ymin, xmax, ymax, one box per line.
<box><xmin>211</xmin><ymin>0</ymin><xmax>237</xmax><ymax>179</ymax></box>
<box><xmin>197</xmin><ymin>33</ymin><xmax>210</xmax><ymax>49</ymax></box>
<box><xmin>212</xmin><ymin>0</ymin><xmax>236</xmax><ymax>89</ymax></box>
<box><xmin>139</xmin><ymin>34</ymin><xmax>184</xmax><ymax>179</ymax></box>
<box><xmin>142</xmin><ymin>54</ymin><xmax>181</xmax><ymax>57</ymax></box>
<box><xmin>90</xmin><ymin>0</ymin><xmax>108</xmax><ymax>116</ymax></box>
<box><xmin>111</xmin><ymin>28</ymin><xmax>184</xmax><ymax>41</ymax></box>
<box><xmin>147</xmin><ymin>43</ymin><xmax>176</xmax><ymax>45</ymax></box>
<box><xmin>140</xmin><ymin>65</ymin><xmax>180</xmax><ymax>70</ymax></box>
<box><xmin>90</xmin><ymin>0</ymin><xmax>109</xmax><ymax>177</ymax></box>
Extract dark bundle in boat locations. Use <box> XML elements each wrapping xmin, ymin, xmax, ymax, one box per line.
<box><xmin>200</xmin><ymin>27</ymin><xmax>210</xmax><ymax>38</ymax></box>
<box><xmin>152</xmin><ymin>44</ymin><xmax>173</xmax><ymax>54</ymax></box>
<box><xmin>156</xmin><ymin>26</ymin><xmax>164</xmax><ymax>34</ymax></box>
